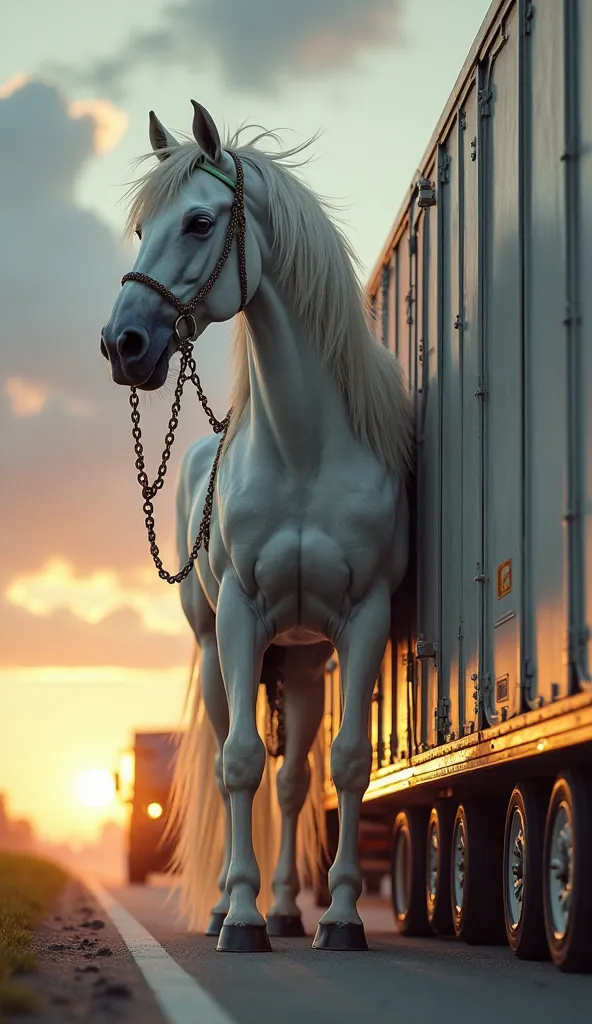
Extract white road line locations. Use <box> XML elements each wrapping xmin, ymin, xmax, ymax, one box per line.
<box><xmin>87</xmin><ymin>879</ymin><xmax>239</xmax><ymax>1024</ymax></box>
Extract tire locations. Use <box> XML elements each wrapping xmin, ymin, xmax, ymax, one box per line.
<box><xmin>542</xmin><ymin>769</ymin><xmax>592</xmax><ymax>973</ymax></box>
<box><xmin>426</xmin><ymin>802</ymin><xmax>455</xmax><ymax>935</ymax></box>
<box><xmin>391</xmin><ymin>808</ymin><xmax>430</xmax><ymax>936</ymax></box>
<box><xmin>451</xmin><ymin>800</ymin><xmax>504</xmax><ymax>945</ymax></box>
<box><xmin>503</xmin><ymin>782</ymin><xmax>549</xmax><ymax>960</ymax></box>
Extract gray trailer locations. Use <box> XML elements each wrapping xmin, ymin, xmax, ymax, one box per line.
<box><xmin>322</xmin><ymin>0</ymin><xmax>592</xmax><ymax>972</ymax></box>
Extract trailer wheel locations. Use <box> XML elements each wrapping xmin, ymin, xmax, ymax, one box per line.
<box><xmin>391</xmin><ymin>808</ymin><xmax>430</xmax><ymax>936</ymax></box>
<box><xmin>451</xmin><ymin>801</ymin><xmax>504</xmax><ymax>944</ymax></box>
<box><xmin>543</xmin><ymin>770</ymin><xmax>592</xmax><ymax>973</ymax></box>
<box><xmin>503</xmin><ymin>783</ymin><xmax>549</xmax><ymax>959</ymax></box>
<box><xmin>426</xmin><ymin>802</ymin><xmax>455</xmax><ymax>935</ymax></box>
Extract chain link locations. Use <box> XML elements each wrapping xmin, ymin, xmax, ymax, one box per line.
<box><xmin>122</xmin><ymin>152</ymin><xmax>247</xmax><ymax>585</ymax></box>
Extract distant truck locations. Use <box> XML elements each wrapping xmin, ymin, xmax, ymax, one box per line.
<box><xmin>114</xmin><ymin>731</ymin><xmax>179</xmax><ymax>884</ymax></box>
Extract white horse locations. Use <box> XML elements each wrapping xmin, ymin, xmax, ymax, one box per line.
<box><xmin>101</xmin><ymin>101</ymin><xmax>412</xmax><ymax>951</ymax></box>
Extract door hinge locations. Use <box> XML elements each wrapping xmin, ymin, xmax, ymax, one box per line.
<box><xmin>524</xmin><ymin>2</ymin><xmax>535</xmax><ymax>36</ymax></box>
<box><xmin>471</xmin><ymin>673</ymin><xmax>480</xmax><ymax>715</ymax></box>
<box><xmin>416</xmin><ymin>637</ymin><xmax>437</xmax><ymax>660</ymax></box>
<box><xmin>478</xmin><ymin>86</ymin><xmax>493</xmax><ymax>119</ymax></box>
<box><xmin>435</xmin><ymin>696</ymin><xmax>452</xmax><ymax>735</ymax></box>
<box><xmin>438</xmin><ymin>151</ymin><xmax>451</xmax><ymax>185</ymax></box>
<box><xmin>472</xmin><ymin>673</ymin><xmax>492</xmax><ymax>715</ymax></box>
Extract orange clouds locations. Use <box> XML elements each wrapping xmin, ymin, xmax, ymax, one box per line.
<box><xmin>0</xmin><ymin>73</ymin><xmax>128</xmax><ymax>156</ymax></box>
<box><xmin>6</xmin><ymin>558</ymin><xmax>186</xmax><ymax>637</ymax></box>
<box><xmin>68</xmin><ymin>98</ymin><xmax>128</xmax><ymax>154</ymax></box>
<box><xmin>4</xmin><ymin>378</ymin><xmax>50</xmax><ymax>417</ymax></box>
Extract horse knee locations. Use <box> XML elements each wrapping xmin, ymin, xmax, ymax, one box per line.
<box><xmin>276</xmin><ymin>758</ymin><xmax>310</xmax><ymax>814</ymax></box>
<box><xmin>223</xmin><ymin>731</ymin><xmax>266</xmax><ymax>792</ymax></box>
<box><xmin>214</xmin><ymin>752</ymin><xmax>229</xmax><ymax>798</ymax></box>
<box><xmin>330</xmin><ymin>734</ymin><xmax>372</xmax><ymax>793</ymax></box>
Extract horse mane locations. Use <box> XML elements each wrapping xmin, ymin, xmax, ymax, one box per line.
<box><xmin>124</xmin><ymin>128</ymin><xmax>414</xmax><ymax>476</ymax></box>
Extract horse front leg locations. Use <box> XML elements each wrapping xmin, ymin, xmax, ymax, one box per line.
<box><xmin>267</xmin><ymin>669</ymin><xmax>325</xmax><ymax>937</ymax></box>
<box><xmin>215</xmin><ymin>574</ymin><xmax>271</xmax><ymax>953</ymax></box>
<box><xmin>200</xmin><ymin>639</ymin><xmax>232</xmax><ymax>936</ymax></box>
<box><xmin>313</xmin><ymin>584</ymin><xmax>391</xmax><ymax>952</ymax></box>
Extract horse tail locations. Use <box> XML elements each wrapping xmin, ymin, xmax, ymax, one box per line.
<box><xmin>166</xmin><ymin>644</ymin><xmax>224</xmax><ymax>932</ymax></box>
<box><xmin>166</xmin><ymin>643</ymin><xmax>281</xmax><ymax>931</ymax></box>
<box><xmin>252</xmin><ymin>686</ymin><xmax>281</xmax><ymax>916</ymax></box>
<box><xmin>297</xmin><ymin>713</ymin><xmax>328</xmax><ymax>896</ymax></box>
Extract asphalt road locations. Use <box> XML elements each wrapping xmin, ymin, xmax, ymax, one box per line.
<box><xmin>104</xmin><ymin>880</ymin><xmax>592</xmax><ymax>1024</ymax></box>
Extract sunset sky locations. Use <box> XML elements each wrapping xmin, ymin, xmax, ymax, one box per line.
<box><xmin>0</xmin><ymin>0</ymin><xmax>492</xmax><ymax>842</ymax></box>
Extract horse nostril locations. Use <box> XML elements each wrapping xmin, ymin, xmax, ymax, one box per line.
<box><xmin>117</xmin><ymin>328</ymin><xmax>150</xmax><ymax>362</ymax></box>
<box><xmin>100</xmin><ymin>335</ymin><xmax>109</xmax><ymax>360</ymax></box>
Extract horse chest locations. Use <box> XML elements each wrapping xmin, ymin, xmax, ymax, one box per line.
<box><xmin>209</xmin><ymin>475</ymin><xmax>398</xmax><ymax>624</ymax></box>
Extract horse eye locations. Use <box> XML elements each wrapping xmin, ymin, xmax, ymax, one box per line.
<box><xmin>135</xmin><ymin>226</ymin><xmax>142</xmax><ymax>240</ymax></box>
<box><xmin>187</xmin><ymin>215</ymin><xmax>214</xmax><ymax>236</ymax></box>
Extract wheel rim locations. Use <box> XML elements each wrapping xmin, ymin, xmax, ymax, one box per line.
<box><xmin>547</xmin><ymin>799</ymin><xmax>573</xmax><ymax>941</ymax></box>
<box><xmin>394</xmin><ymin>827</ymin><xmax>410</xmax><ymax>918</ymax></box>
<box><xmin>427</xmin><ymin>817</ymin><xmax>439</xmax><ymax>913</ymax></box>
<box><xmin>452</xmin><ymin>814</ymin><xmax>466</xmax><ymax>916</ymax></box>
<box><xmin>506</xmin><ymin>805</ymin><xmax>525</xmax><ymax>931</ymax></box>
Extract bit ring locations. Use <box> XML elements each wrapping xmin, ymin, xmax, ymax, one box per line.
<box><xmin>174</xmin><ymin>313</ymin><xmax>197</xmax><ymax>343</ymax></box>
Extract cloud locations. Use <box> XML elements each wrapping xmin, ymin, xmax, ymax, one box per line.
<box><xmin>0</xmin><ymin>77</ymin><xmax>231</xmax><ymax>670</ymax></box>
<box><xmin>6</xmin><ymin>558</ymin><xmax>186</xmax><ymax>636</ymax></box>
<box><xmin>54</xmin><ymin>0</ymin><xmax>404</xmax><ymax>98</ymax></box>
<box><xmin>4</xmin><ymin>378</ymin><xmax>50</xmax><ymax>417</ymax></box>
<box><xmin>68</xmin><ymin>98</ymin><xmax>129</xmax><ymax>154</ymax></box>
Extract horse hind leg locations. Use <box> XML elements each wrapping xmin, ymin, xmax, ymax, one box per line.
<box><xmin>266</xmin><ymin>664</ymin><xmax>325</xmax><ymax>938</ymax></box>
<box><xmin>205</xmin><ymin>747</ymin><xmax>232</xmax><ymax>936</ymax></box>
<box><xmin>313</xmin><ymin>585</ymin><xmax>391</xmax><ymax>952</ymax></box>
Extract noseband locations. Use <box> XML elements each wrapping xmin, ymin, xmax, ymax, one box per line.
<box><xmin>117</xmin><ymin>151</ymin><xmax>248</xmax><ymax>584</ymax></box>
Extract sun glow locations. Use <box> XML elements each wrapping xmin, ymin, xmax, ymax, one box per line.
<box><xmin>76</xmin><ymin>769</ymin><xmax>116</xmax><ymax>808</ymax></box>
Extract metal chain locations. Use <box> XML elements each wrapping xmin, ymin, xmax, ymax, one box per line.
<box><xmin>123</xmin><ymin>151</ymin><xmax>248</xmax><ymax>585</ymax></box>
<box><xmin>129</xmin><ymin>343</ymin><xmax>231</xmax><ymax>585</ymax></box>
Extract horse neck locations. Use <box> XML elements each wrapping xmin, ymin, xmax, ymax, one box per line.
<box><xmin>243</xmin><ymin>275</ymin><xmax>345</xmax><ymax>476</ymax></box>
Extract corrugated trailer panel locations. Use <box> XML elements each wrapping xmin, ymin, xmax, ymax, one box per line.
<box><xmin>459</xmin><ymin>80</ymin><xmax>481</xmax><ymax>736</ymax></box>
<box><xmin>417</xmin><ymin>197</ymin><xmax>440</xmax><ymax>753</ymax></box>
<box><xmin>439</xmin><ymin>116</ymin><xmax>464</xmax><ymax>742</ymax></box>
<box><xmin>523</xmin><ymin>0</ymin><xmax>569</xmax><ymax>705</ymax></box>
<box><xmin>581</xmin><ymin>1</ymin><xmax>592</xmax><ymax>688</ymax></box>
<box><xmin>482</xmin><ymin>5</ymin><xmax>523</xmax><ymax>723</ymax></box>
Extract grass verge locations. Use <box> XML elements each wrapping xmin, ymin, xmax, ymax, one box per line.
<box><xmin>0</xmin><ymin>852</ymin><xmax>67</xmax><ymax>1017</ymax></box>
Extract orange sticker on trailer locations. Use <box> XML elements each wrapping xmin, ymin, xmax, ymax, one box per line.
<box><xmin>497</xmin><ymin>559</ymin><xmax>512</xmax><ymax>599</ymax></box>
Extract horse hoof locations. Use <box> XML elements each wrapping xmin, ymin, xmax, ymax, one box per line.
<box><xmin>266</xmin><ymin>914</ymin><xmax>306</xmax><ymax>938</ymax></box>
<box><xmin>216</xmin><ymin>924</ymin><xmax>272</xmax><ymax>953</ymax></box>
<box><xmin>312</xmin><ymin>922</ymin><xmax>368</xmax><ymax>951</ymax></box>
<box><xmin>205</xmin><ymin>911</ymin><xmax>227</xmax><ymax>937</ymax></box>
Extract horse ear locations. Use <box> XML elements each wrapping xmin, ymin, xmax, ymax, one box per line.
<box><xmin>190</xmin><ymin>100</ymin><xmax>222</xmax><ymax>164</ymax></box>
<box><xmin>149</xmin><ymin>110</ymin><xmax>179</xmax><ymax>161</ymax></box>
